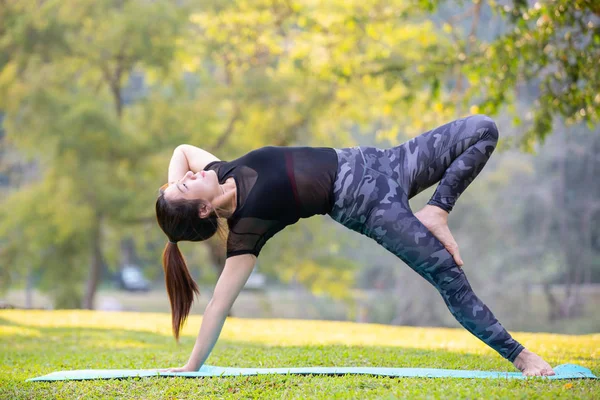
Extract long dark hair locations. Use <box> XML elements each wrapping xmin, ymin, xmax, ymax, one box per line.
<box><xmin>155</xmin><ymin>184</ymin><xmax>220</xmax><ymax>341</ymax></box>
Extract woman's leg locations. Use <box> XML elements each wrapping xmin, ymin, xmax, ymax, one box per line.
<box><xmin>332</xmin><ymin>116</ymin><xmax>524</xmax><ymax>361</ymax></box>
<box><xmin>374</xmin><ymin>116</ymin><xmax>525</xmax><ymax>361</ymax></box>
<box><xmin>386</xmin><ymin>114</ymin><xmax>500</xmax><ymax>211</ymax></box>
<box><xmin>405</xmin><ymin>114</ymin><xmax>500</xmax><ymax>264</ymax></box>
<box><xmin>367</xmin><ymin>187</ymin><xmax>554</xmax><ymax>374</ymax></box>
<box><xmin>331</xmin><ymin>117</ymin><xmax>554</xmax><ymax>372</ymax></box>
<box><xmin>366</xmin><ymin>192</ymin><xmax>525</xmax><ymax>362</ymax></box>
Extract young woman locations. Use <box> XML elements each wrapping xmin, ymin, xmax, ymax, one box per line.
<box><xmin>155</xmin><ymin>114</ymin><xmax>555</xmax><ymax>377</ymax></box>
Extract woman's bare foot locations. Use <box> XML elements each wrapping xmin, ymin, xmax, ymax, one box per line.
<box><xmin>414</xmin><ymin>205</ymin><xmax>464</xmax><ymax>266</ymax></box>
<box><xmin>513</xmin><ymin>348</ymin><xmax>556</xmax><ymax>377</ymax></box>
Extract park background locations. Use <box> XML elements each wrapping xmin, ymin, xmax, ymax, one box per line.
<box><xmin>1</xmin><ymin>0</ymin><xmax>600</xmax><ymax>336</ymax></box>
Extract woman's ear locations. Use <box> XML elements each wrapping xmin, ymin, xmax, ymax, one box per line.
<box><xmin>198</xmin><ymin>202</ymin><xmax>212</xmax><ymax>219</ymax></box>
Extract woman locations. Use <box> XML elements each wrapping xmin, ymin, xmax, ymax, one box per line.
<box><xmin>155</xmin><ymin>114</ymin><xmax>555</xmax><ymax>377</ymax></box>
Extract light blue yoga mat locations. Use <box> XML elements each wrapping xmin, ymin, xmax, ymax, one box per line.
<box><xmin>28</xmin><ymin>363</ymin><xmax>596</xmax><ymax>381</ymax></box>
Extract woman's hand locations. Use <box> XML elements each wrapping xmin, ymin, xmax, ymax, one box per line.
<box><xmin>159</xmin><ymin>364</ymin><xmax>200</xmax><ymax>373</ymax></box>
<box><xmin>414</xmin><ymin>205</ymin><xmax>464</xmax><ymax>267</ymax></box>
<box><xmin>168</xmin><ymin>144</ymin><xmax>220</xmax><ymax>183</ymax></box>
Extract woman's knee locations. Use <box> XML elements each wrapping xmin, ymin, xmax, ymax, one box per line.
<box><xmin>469</xmin><ymin>114</ymin><xmax>499</xmax><ymax>142</ymax></box>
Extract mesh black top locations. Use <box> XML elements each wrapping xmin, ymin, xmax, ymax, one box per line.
<box><xmin>204</xmin><ymin>146</ymin><xmax>338</xmax><ymax>258</ymax></box>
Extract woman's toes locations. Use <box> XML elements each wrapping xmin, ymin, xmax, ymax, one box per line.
<box><xmin>543</xmin><ymin>369</ymin><xmax>556</xmax><ymax>376</ymax></box>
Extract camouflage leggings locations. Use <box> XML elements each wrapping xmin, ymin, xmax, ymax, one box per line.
<box><xmin>329</xmin><ymin>115</ymin><xmax>524</xmax><ymax>362</ymax></box>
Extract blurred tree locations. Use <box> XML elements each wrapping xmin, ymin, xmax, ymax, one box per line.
<box><xmin>434</xmin><ymin>0</ymin><xmax>600</xmax><ymax>320</ymax></box>
<box><xmin>430</xmin><ymin>0</ymin><xmax>600</xmax><ymax>150</ymax></box>
<box><xmin>393</xmin><ymin>0</ymin><xmax>600</xmax><ymax>326</ymax></box>
<box><xmin>0</xmin><ymin>0</ymin><xmax>186</xmax><ymax>308</ymax></box>
<box><xmin>525</xmin><ymin>124</ymin><xmax>600</xmax><ymax>320</ymax></box>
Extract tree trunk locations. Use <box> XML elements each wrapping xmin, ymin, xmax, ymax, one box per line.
<box><xmin>82</xmin><ymin>215</ymin><xmax>104</xmax><ymax>309</ymax></box>
<box><xmin>548</xmin><ymin>131</ymin><xmax>571</xmax><ymax>321</ymax></box>
<box><xmin>546</xmin><ymin>131</ymin><xmax>585</xmax><ymax>320</ymax></box>
<box><xmin>205</xmin><ymin>237</ymin><xmax>231</xmax><ymax>316</ymax></box>
<box><xmin>120</xmin><ymin>237</ymin><xmax>138</xmax><ymax>268</ymax></box>
<box><xmin>25</xmin><ymin>265</ymin><xmax>33</xmax><ymax>309</ymax></box>
<box><xmin>205</xmin><ymin>238</ymin><xmax>226</xmax><ymax>279</ymax></box>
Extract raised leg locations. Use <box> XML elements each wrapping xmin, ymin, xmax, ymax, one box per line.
<box><xmin>331</xmin><ymin>121</ymin><xmax>554</xmax><ymax>374</ymax></box>
<box><xmin>384</xmin><ymin>115</ymin><xmax>499</xmax><ymax>265</ymax></box>
<box><xmin>386</xmin><ymin>114</ymin><xmax>500</xmax><ymax>213</ymax></box>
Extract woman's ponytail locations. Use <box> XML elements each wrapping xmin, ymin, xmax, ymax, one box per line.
<box><xmin>162</xmin><ymin>241</ymin><xmax>200</xmax><ymax>341</ymax></box>
<box><xmin>155</xmin><ymin>187</ymin><xmax>224</xmax><ymax>340</ymax></box>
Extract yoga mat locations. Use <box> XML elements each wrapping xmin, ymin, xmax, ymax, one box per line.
<box><xmin>28</xmin><ymin>363</ymin><xmax>596</xmax><ymax>381</ymax></box>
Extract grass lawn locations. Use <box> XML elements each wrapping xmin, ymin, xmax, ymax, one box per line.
<box><xmin>1</xmin><ymin>310</ymin><xmax>598</xmax><ymax>399</ymax></box>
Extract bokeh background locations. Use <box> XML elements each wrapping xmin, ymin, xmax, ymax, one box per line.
<box><xmin>1</xmin><ymin>0</ymin><xmax>599</xmax><ymax>335</ymax></box>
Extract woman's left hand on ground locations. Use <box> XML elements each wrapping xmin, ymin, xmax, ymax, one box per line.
<box><xmin>159</xmin><ymin>364</ymin><xmax>199</xmax><ymax>373</ymax></box>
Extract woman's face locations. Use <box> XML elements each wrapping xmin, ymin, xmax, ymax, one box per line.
<box><xmin>163</xmin><ymin>170</ymin><xmax>221</xmax><ymax>204</ymax></box>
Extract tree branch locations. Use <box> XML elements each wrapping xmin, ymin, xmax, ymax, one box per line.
<box><xmin>213</xmin><ymin>104</ymin><xmax>241</xmax><ymax>151</ymax></box>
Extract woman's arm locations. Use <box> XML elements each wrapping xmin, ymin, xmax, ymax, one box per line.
<box><xmin>164</xmin><ymin>254</ymin><xmax>257</xmax><ymax>372</ymax></box>
<box><xmin>167</xmin><ymin>144</ymin><xmax>220</xmax><ymax>183</ymax></box>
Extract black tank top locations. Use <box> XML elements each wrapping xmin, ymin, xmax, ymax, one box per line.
<box><xmin>204</xmin><ymin>146</ymin><xmax>338</xmax><ymax>258</ymax></box>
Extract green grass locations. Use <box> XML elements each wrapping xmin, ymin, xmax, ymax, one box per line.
<box><xmin>1</xmin><ymin>310</ymin><xmax>598</xmax><ymax>399</ymax></box>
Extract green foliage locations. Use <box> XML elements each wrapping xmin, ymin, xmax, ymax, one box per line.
<box><xmin>260</xmin><ymin>217</ymin><xmax>359</xmax><ymax>299</ymax></box>
<box><xmin>0</xmin><ymin>0</ymin><xmax>186</xmax><ymax>305</ymax></box>
<box><xmin>459</xmin><ymin>0</ymin><xmax>600</xmax><ymax>149</ymax></box>
<box><xmin>0</xmin><ymin>174</ymin><xmax>91</xmax><ymax>306</ymax></box>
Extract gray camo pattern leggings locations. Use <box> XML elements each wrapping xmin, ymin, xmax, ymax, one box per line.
<box><xmin>329</xmin><ymin>115</ymin><xmax>524</xmax><ymax>362</ymax></box>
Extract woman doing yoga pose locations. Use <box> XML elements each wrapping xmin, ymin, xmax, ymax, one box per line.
<box><xmin>155</xmin><ymin>114</ymin><xmax>555</xmax><ymax>376</ymax></box>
